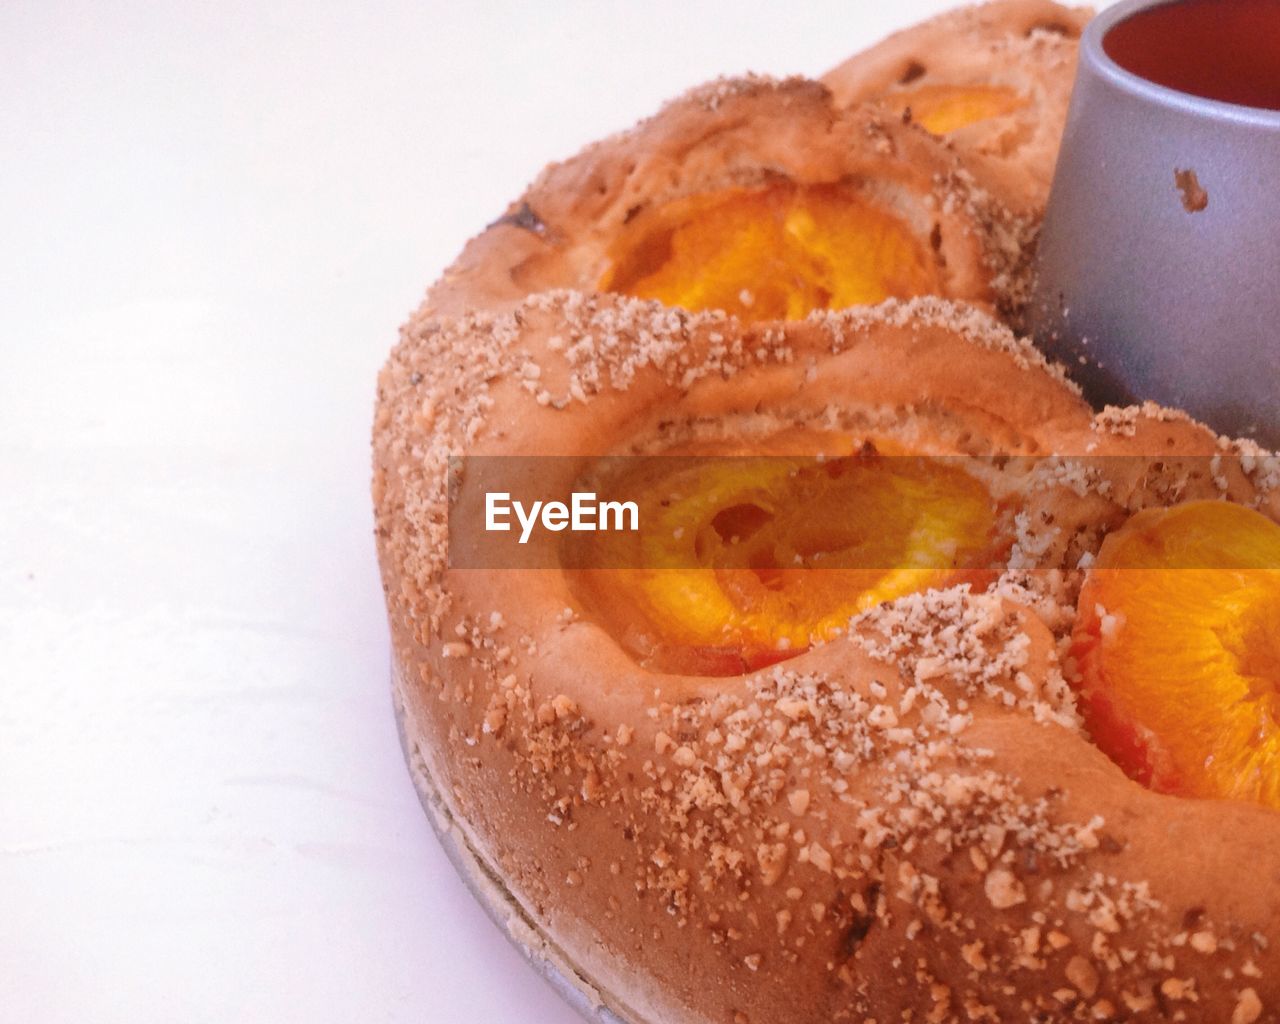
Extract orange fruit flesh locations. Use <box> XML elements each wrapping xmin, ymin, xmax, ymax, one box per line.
<box><xmin>601</xmin><ymin>182</ymin><xmax>941</xmax><ymax>322</ymax></box>
<box><xmin>1072</xmin><ymin>501</ymin><xmax>1280</xmax><ymax>808</ymax></box>
<box><xmin>566</xmin><ymin>444</ymin><xmax>999</xmax><ymax>676</ymax></box>
<box><xmin>888</xmin><ymin>83</ymin><xmax>1028</xmax><ymax>135</ymax></box>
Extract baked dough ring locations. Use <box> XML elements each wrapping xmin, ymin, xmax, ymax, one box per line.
<box><xmin>376</xmin><ymin>13</ymin><xmax>1280</xmax><ymax>1021</ymax></box>
<box><xmin>374</xmin><ymin>292</ymin><xmax>1280</xmax><ymax>1023</ymax></box>
<box><xmin>823</xmin><ymin>0</ymin><xmax>1091</xmax><ymax>217</ymax></box>
<box><xmin>429</xmin><ymin>77</ymin><xmax>1033</xmax><ymax>324</ymax></box>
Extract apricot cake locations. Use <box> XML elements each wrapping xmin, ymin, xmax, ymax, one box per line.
<box><xmin>373</xmin><ymin>3</ymin><xmax>1280</xmax><ymax>1021</ymax></box>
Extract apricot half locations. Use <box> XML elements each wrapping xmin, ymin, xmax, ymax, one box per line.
<box><xmin>888</xmin><ymin>83</ymin><xmax>1027</xmax><ymax>135</ymax></box>
<box><xmin>601</xmin><ymin>183</ymin><xmax>941</xmax><ymax>322</ymax></box>
<box><xmin>1072</xmin><ymin>501</ymin><xmax>1280</xmax><ymax>808</ymax></box>
<box><xmin>566</xmin><ymin>446</ymin><xmax>999</xmax><ymax>676</ymax></box>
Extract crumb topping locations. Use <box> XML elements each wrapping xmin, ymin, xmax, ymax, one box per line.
<box><xmin>377</xmin><ymin>41</ymin><xmax>1279</xmax><ymax>1022</ymax></box>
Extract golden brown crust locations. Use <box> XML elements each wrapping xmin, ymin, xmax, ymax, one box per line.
<box><xmin>429</xmin><ymin>77</ymin><xmax>1034</xmax><ymax>324</ymax></box>
<box><xmin>374</xmin><ymin>289</ymin><xmax>1280</xmax><ymax>1022</ymax></box>
<box><xmin>823</xmin><ymin>0</ymin><xmax>1092</xmax><ymax>218</ymax></box>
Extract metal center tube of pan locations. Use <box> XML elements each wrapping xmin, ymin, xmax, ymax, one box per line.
<box><xmin>1030</xmin><ymin>0</ymin><xmax>1280</xmax><ymax>448</ymax></box>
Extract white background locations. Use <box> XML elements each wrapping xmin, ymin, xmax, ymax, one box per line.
<box><xmin>1</xmin><ymin>3</ymin><xmax>1109</xmax><ymax>1021</ymax></box>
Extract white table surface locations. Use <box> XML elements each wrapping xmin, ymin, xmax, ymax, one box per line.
<box><xmin>1</xmin><ymin>3</ymin><xmax>1111</xmax><ymax>1021</ymax></box>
